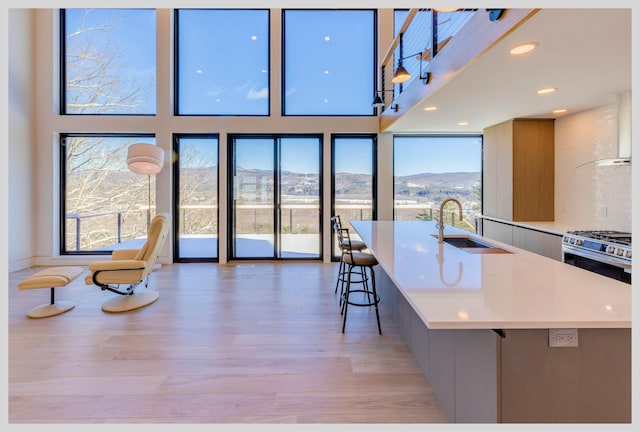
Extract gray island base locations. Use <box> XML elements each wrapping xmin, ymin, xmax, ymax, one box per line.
<box><xmin>351</xmin><ymin>220</ymin><xmax>631</xmax><ymax>423</ymax></box>
<box><xmin>379</xmin><ymin>269</ymin><xmax>630</xmax><ymax>423</ymax></box>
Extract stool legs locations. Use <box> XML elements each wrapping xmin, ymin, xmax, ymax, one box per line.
<box><xmin>341</xmin><ymin>264</ymin><xmax>382</xmax><ymax>335</ymax></box>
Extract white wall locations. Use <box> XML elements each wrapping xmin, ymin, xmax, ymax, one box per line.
<box><xmin>554</xmin><ymin>102</ymin><xmax>632</xmax><ymax>231</ymax></box>
<box><xmin>8</xmin><ymin>10</ymin><xmax>36</xmax><ymax>272</ymax></box>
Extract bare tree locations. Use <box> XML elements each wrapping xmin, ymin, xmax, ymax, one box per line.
<box><xmin>63</xmin><ymin>9</ymin><xmax>155</xmax><ymax>251</ymax></box>
<box><xmin>65</xmin><ymin>9</ymin><xmax>152</xmax><ymax>114</ymax></box>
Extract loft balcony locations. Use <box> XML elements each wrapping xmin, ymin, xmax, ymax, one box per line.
<box><xmin>378</xmin><ymin>8</ymin><xmax>536</xmax><ymax>131</ymax></box>
<box><xmin>377</xmin><ymin>8</ymin><xmax>630</xmax><ymax>134</ymax></box>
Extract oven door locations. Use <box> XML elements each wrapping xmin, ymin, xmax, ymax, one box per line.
<box><xmin>563</xmin><ymin>245</ymin><xmax>631</xmax><ymax>284</ymax></box>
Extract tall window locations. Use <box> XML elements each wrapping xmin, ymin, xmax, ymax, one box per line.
<box><xmin>176</xmin><ymin>9</ymin><xmax>270</xmax><ymax>115</ymax></box>
<box><xmin>283</xmin><ymin>9</ymin><xmax>376</xmax><ymax>115</ymax></box>
<box><xmin>393</xmin><ymin>136</ymin><xmax>482</xmax><ymax>232</ymax></box>
<box><xmin>331</xmin><ymin>135</ymin><xmax>376</xmax><ymax>258</ymax></box>
<box><xmin>173</xmin><ymin>135</ymin><xmax>219</xmax><ymax>261</ymax></box>
<box><xmin>61</xmin><ymin>134</ymin><xmax>157</xmax><ymax>254</ymax></box>
<box><xmin>62</xmin><ymin>9</ymin><xmax>156</xmax><ymax>115</ymax></box>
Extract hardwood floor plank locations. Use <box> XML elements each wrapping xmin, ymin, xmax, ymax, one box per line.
<box><xmin>8</xmin><ymin>262</ymin><xmax>447</xmax><ymax>424</ymax></box>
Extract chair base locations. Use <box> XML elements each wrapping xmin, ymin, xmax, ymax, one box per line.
<box><xmin>101</xmin><ymin>290</ymin><xmax>159</xmax><ymax>313</ymax></box>
<box><xmin>27</xmin><ymin>301</ymin><xmax>75</xmax><ymax>318</ymax></box>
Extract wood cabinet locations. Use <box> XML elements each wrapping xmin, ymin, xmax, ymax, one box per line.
<box><xmin>483</xmin><ymin>119</ymin><xmax>554</xmax><ymax>221</ymax></box>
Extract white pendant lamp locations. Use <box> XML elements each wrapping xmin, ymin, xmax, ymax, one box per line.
<box><xmin>126</xmin><ymin>143</ymin><xmax>164</xmax><ymax>175</ymax></box>
<box><xmin>126</xmin><ymin>143</ymin><xmax>164</xmax><ymax>228</ymax></box>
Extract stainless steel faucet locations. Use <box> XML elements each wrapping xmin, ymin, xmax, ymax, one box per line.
<box><xmin>438</xmin><ymin>198</ymin><xmax>463</xmax><ymax>243</ymax></box>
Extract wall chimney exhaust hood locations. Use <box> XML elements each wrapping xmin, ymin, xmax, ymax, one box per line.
<box><xmin>594</xmin><ymin>91</ymin><xmax>631</xmax><ymax>167</ymax></box>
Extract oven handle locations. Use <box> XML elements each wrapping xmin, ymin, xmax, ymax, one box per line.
<box><xmin>562</xmin><ymin>244</ymin><xmax>631</xmax><ymax>271</ymax></box>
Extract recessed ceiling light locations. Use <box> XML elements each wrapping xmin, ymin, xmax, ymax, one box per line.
<box><xmin>251</xmin><ymin>35</ymin><xmax>257</xmax><ymax>41</ymax></box>
<box><xmin>553</xmin><ymin>108</ymin><xmax>568</xmax><ymax>114</ymax></box>
<box><xmin>324</xmin><ymin>70</ymin><xmax>330</xmax><ymax>75</ymax></box>
<box><xmin>458</xmin><ymin>121</ymin><xmax>469</xmax><ymax>126</ymax></box>
<box><xmin>423</xmin><ymin>106</ymin><xmax>438</xmax><ymax>111</ymax></box>
<box><xmin>324</xmin><ymin>36</ymin><xmax>331</xmax><ymax>42</ymax></box>
<box><xmin>509</xmin><ymin>42</ymin><xmax>539</xmax><ymax>55</ymax></box>
<box><xmin>536</xmin><ymin>87</ymin><xmax>557</xmax><ymax>95</ymax></box>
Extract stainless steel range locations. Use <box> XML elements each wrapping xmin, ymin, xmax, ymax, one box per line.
<box><xmin>562</xmin><ymin>230</ymin><xmax>631</xmax><ymax>284</ymax></box>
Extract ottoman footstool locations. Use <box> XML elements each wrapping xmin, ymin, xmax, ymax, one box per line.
<box><xmin>18</xmin><ymin>266</ymin><xmax>84</xmax><ymax>318</ymax></box>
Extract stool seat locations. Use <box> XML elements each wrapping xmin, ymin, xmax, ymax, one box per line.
<box><xmin>343</xmin><ymin>251</ymin><xmax>378</xmax><ymax>267</ymax></box>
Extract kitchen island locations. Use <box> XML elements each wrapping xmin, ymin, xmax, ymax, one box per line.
<box><xmin>350</xmin><ymin>220</ymin><xmax>631</xmax><ymax>423</ymax></box>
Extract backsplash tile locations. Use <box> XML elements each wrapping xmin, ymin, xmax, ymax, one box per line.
<box><xmin>554</xmin><ymin>102</ymin><xmax>632</xmax><ymax>231</ymax></box>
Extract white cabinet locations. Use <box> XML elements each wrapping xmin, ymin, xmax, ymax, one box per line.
<box><xmin>482</xmin><ymin>218</ymin><xmax>562</xmax><ymax>261</ymax></box>
<box><xmin>481</xmin><ymin>219</ymin><xmax>513</xmax><ymax>245</ymax></box>
<box><xmin>512</xmin><ymin>226</ymin><xmax>563</xmax><ymax>261</ymax></box>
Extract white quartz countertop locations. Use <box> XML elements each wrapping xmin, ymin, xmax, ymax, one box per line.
<box><xmin>350</xmin><ymin>221</ymin><xmax>631</xmax><ymax>330</ymax></box>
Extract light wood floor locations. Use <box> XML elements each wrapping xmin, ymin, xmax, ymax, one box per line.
<box><xmin>8</xmin><ymin>262</ymin><xmax>447</xmax><ymax>424</ymax></box>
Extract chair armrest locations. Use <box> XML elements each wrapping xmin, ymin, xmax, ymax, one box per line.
<box><xmin>112</xmin><ymin>249</ymin><xmax>140</xmax><ymax>260</ymax></box>
<box><xmin>89</xmin><ymin>260</ymin><xmax>147</xmax><ymax>272</ymax></box>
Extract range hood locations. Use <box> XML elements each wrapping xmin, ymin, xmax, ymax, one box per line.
<box><xmin>594</xmin><ymin>91</ymin><xmax>632</xmax><ymax>167</ymax></box>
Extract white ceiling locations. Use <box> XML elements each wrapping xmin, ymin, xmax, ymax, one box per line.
<box><xmin>384</xmin><ymin>8</ymin><xmax>632</xmax><ymax>134</ymax></box>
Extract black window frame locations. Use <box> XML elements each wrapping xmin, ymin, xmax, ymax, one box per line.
<box><xmin>172</xmin><ymin>133</ymin><xmax>221</xmax><ymax>263</ymax></box>
<box><xmin>281</xmin><ymin>8</ymin><xmax>378</xmax><ymax>117</ymax></box>
<box><xmin>391</xmin><ymin>133</ymin><xmax>483</xmax><ymax>225</ymax></box>
<box><xmin>330</xmin><ymin>133</ymin><xmax>378</xmax><ymax>261</ymax></box>
<box><xmin>227</xmin><ymin>133</ymin><xmax>324</xmax><ymax>261</ymax></box>
<box><xmin>59</xmin><ymin>8</ymin><xmax>157</xmax><ymax>116</ymax></box>
<box><xmin>174</xmin><ymin>8</ymin><xmax>271</xmax><ymax>117</ymax></box>
<box><xmin>59</xmin><ymin>132</ymin><xmax>156</xmax><ymax>255</ymax></box>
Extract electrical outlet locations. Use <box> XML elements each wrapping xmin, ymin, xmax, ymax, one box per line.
<box><xmin>549</xmin><ymin>329</ymin><xmax>579</xmax><ymax>347</ymax></box>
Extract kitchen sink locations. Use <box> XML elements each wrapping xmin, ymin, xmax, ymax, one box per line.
<box><xmin>442</xmin><ymin>237</ymin><xmax>489</xmax><ymax>248</ymax></box>
<box><xmin>432</xmin><ymin>235</ymin><xmax>512</xmax><ymax>253</ymax></box>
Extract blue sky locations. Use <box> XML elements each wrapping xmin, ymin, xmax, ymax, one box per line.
<box><xmin>65</xmin><ymin>8</ymin><xmax>482</xmax><ymax>176</ymax></box>
<box><xmin>394</xmin><ymin>136</ymin><xmax>482</xmax><ymax>175</ymax></box>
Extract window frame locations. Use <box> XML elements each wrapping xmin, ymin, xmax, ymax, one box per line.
<box><xmin>330</xmin><ymin>133</ymin><xmax>378</xmax><ymax>261</ymax></box>
<box><xmin>226</xmin><ymin>133</ymin><xmax>324</xmax><ymax>261</ymax></box>
<box><xmin>281</xmin><ymin>8</ymin><xmax>378</xmax><ymax>117</ymax></box>
<box><xmin>392</xmin><ymin>134</ymin><xmax>483</xmax><ymax>227</ymax></box>
<box><xmin>173</xmin><ymin>8</ymin><xmax>271</xmax><ymax>117</ymax></box>
<box><xmin>59</xmin><ymin>8</ymin><xmax>157</xmax><ymax>116</ymax></box>
<box><xmin>59</xmin><ymin>132</ymin><xmax>157</xmax><ymax>255</ymax></box>
<box><xmin>172</xmin><ymin>133</ymin><xmax>221</xmax><ymax>262</ymax></box>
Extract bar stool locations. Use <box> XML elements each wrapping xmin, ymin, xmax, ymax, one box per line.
<box><xmin>336</xmin><ymin>226</ymin><xmax>382</xmax><ymax>335</ymax></box>
<box><xmin>331</xmin><ymin>216</ymin><xmax>367</xmax><ymax>300</ymax></box>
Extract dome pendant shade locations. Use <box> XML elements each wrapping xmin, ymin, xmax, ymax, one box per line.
<box><xmin>127</xmin><ymin>143</ymin><xmax>164</xmax><ymax>174</ymax></box>
<box><xmin>392</xmin><ymin>63</ymin><xmax>411</xmax><ymax>83</ymax></box>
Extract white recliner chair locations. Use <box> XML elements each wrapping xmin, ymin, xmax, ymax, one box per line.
<box><xmin>85</xmin><ymin>213</ymin><xmax>170</xmax><ymax>312</ymax></box>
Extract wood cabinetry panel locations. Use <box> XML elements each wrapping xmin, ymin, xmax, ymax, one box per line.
<box><xmin>500</xmin><ymin>329</ymin><xmax>631</xmax><ymax>423</ymax></box>
<box><xmin>512</xmin><ymin>119</ymin><xmax>554</xmax><ymax>221</ymax></box>
<box><xmin>483</xmin><ymin>119</ymin><xmax>554</xmax><ymax>222</ymax></box>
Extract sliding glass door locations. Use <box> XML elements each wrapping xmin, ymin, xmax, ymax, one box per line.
<box><xmin>229</xmin><ymin>135</ymin><xmax>322</xmax><ymax>259</ymax></box>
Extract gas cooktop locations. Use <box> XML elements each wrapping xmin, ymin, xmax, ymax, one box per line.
<box><xmin>566</xmin><ymin>230</ymin><xmax>631</xmax><ymax>246</ymax></box>
<box><xmin>562</xmin><ymin>230</ymin><xmax>632</xmax><ymax>262</ymax></box>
